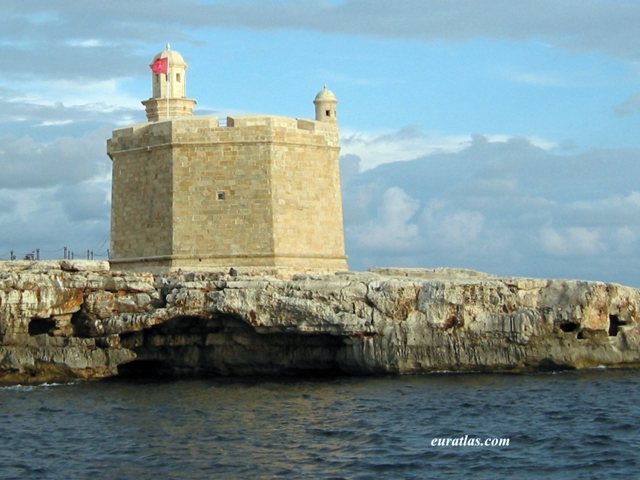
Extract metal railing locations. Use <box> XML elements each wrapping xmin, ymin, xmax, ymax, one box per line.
<box><xmin>1</xmin><ymin>247</ymin><xmax>110</xmax><ymax>261</ymax></box>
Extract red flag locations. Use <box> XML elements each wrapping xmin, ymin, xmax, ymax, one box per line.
<box><xmin>150</xmin><ymin>57</ymin><xmax>168</xmax><ymax>74</ymax></box>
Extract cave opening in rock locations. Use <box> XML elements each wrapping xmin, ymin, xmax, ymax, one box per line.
<box><xmin>118</xmin><ymin>359</ymin><xmax>175</xmax><ymax>378</ymax></box>
<box><xmin>608</xmin><ymin>314</ymin><xmax>627</xmax><ymax>337</ymax></box>
<box><xmin>118</xmin><ymin>313</ymin><xmax>346</xmax><ymax>379</ymax></box>
<box><xmin>28</xmin><ymin>317</ymin><xmax>57</xmax><ymax>336</ymax></box>
<box><xmin>558</xmin><ymin>321</ymin><xmax>580</xmax><ymax>333</ymax></box>
<box><xmin>538</xmin><ymin>357</ymin><xmax>577</xmax><ymax>371</ymax></box>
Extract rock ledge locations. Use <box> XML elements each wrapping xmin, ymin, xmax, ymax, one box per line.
<box><xmin>1</xmin><ymin>261</ymin><xmax>638</xmax><ymax>384</ymax></box>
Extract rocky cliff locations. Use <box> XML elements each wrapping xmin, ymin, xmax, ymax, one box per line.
<box><xmin>1</xmin><ymin>261</ymin><xmax>639</xmax><ymax>384</ymax></box>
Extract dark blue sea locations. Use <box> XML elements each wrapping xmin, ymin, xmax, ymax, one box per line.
<box><xmin>1</xmin><ymin>370</ymin><xmax>638</xmax><ymax>479</ymax></box>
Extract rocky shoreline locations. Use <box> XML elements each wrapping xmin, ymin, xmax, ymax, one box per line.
<box><xmin>1</xmin><ymin>260</ymin><xmax>638</xmax><ymax>384</ymax></box>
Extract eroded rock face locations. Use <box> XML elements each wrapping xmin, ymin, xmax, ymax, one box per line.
<box><xmin>1</xmin><ymin>261</ymin><xmax>639</xmax><ymax>384</ymax></box>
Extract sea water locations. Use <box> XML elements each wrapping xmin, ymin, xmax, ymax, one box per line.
<box><xmin>1</xmin><ymin>370</ymin><xmax>638</xmax><ymax>479</ymax></box>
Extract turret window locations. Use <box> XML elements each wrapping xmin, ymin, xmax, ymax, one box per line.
<box><xmin>176</xmin><ymin>73</ymin><xmax>181</xmax><ymax>82</ymax></box>
<box><xmin>326</xmin><ymin>110</ymin><xmax>331</xmax><ymax>116</ymax></box>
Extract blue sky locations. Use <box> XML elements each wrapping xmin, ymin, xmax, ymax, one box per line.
<box><xmin>2</xmin><ymin>1</ymin><xmax>640</xmax><ymax>285</ymax></box>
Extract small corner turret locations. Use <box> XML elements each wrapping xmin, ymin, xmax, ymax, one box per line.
<box><xmin>142</xmin><ymin>44</ymin><xmax>197</xmax><ymax>122</ymax></box>
<box><xmin>314</xmin><ymin>85</ymin><xmax>338</xmax><ymax>123</ymax></box>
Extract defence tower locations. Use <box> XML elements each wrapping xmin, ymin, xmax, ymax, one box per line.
<box><xmin>107</xmin><ymin>46</ymin><xmax>348</xmax><ymax>273</ymax></box>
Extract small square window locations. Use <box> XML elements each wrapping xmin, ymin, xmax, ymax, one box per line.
<box><xmin>325</xmin><ymin>110</ymin><xmax>331</xmax><ymax>116</ymax></box>
<box><xmin>217</xmin><ymin>191</ymin><xmax>226</xmax><ymax>200</ymax></box>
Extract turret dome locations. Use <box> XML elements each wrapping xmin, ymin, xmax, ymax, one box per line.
<box><xmin>313</xmin><ymin>85</ymin><xmax>338</xmax><ymax>123</ymax></box>
<box><xmin>314</xmin><ymin>85</ymin><xmax>337</xmax><ymax>102</ymax></box>
<box><xmin>152</xmin><ymin>45</ymin><xmax>187</xmax><ymax>67</ymax></box>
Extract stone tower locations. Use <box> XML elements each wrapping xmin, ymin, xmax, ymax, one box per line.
<box><xmin>107</xmin><ymin>47</ymin><xmax>348</xmax><ymax>273</ymax></box>
<box><xmin>141</xmin><ymin>45</ymin><xmax>196</xmax><ymax>122</ymax></box>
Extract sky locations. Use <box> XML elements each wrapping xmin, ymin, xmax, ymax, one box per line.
<box><xmin>2</xmin><ymin>0</ymin><xmax>640</xmax><ymax>285</ymax></box>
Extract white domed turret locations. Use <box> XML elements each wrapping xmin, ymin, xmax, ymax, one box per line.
<box><xmin>151</xmin><ymin>44</ymin><xmax>188</xmax><ymax>99</ymax></box>
<box><xmin>142</xmin><ymin>44</ymin><xmax>197</xmax><ymax>122</ymax></box>
<box><xmin>314</xmin><ymin>85</ymin><xmax>338</xmax><ymax>123</ymax></box>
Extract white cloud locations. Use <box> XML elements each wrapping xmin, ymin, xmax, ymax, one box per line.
<box><xmin>540</xmin><ymin>227</ymin><xmax>605</xmax><ymax>257</ymax></box>
<box><xmin>348</xmin><ymin>187</ymin><xmax>420</xmax><ymax>252</ymax></box>
<box><xmin>9</xmin><ymin>79</ymin><xmax>141</xmax><ymax>111</ymax></box>
<box><xmin>57</xmin><ymin>175</ymin><xmax>111</xmax><ymax>223</ymax></box>
<box><xmin>342</xmin><ymin>133</ymin><xmax>640</xmax><ymax>285</ymax></box>
<box><xmin>560</xmin><ymin>191</ymin><xmax>640</xmax><ymax>227</ymax></box>
<box><xmin>0</xmin><ymin>83</ymin><xmax>143</xmax><ymax>133</ymax></box>
<box><xmin>0</xmin><ymin>167</ymin><xmax>111</xmax><ymax>261</ymax></box>
<box><xmin>6</xmin><ymin>189</ymin><xmax>44</xmax><ymax>222</ymax></box>
<box><xmin>0</xmin><ymin>184</ymin><xmax>110</xmax><ymax>261</ymax></box>
<box><xmin>66</xmin><ymin>38</ymin><xmax>114</xmax><ymax>48</ymax></box>
<box><xmin>341</xmin><ymin>127</ymin><xmax>469</xmax><ymax>171</ymax></box>
<box><xmin>35</xmin><ymin>120</ymin><xmax>74</xmax><ymax>127</ymax></box>
<box><xmin>612</xmin><ymin>226</ymin><xmax>638</xmax><ymax>254</ymax></box>
<box><xmin>0</xmin><ymin>127</ymin><xmax>111</xmax><ymax>189</ymax></box>
<box><xmin>421</xmin><ymin>201</ymin><xmax>486</xmax><ymax>250</ymax></box>
<box><xmin>341</xmin><ymin>127</ymin><xmax>556</xmax><ymax>172</ymax></box>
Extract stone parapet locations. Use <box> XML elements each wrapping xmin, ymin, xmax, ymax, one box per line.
<box><xmin>108</xmin><ymin>115</ymin><xmax>339</xmax><ymax>156</ymax></box>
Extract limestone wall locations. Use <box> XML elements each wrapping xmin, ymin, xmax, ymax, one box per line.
<box><xmin>108</xmin><ymin>115</ymin><xmax>347</xmax><ymax>272</ymax></box>
<box><xmin>109</xmin><ymin>122</ymin><xmax>174</xmax><ymax>261</ymax></box>
<box><xmin>171</xmin><ymin>118</ymin><xmax>276</xmax><ymax>265</ymax></box>
<box><xmin>270</xmin><ymin>134</ymin><xmax>345</xmax><ymax>268</ymax></box>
